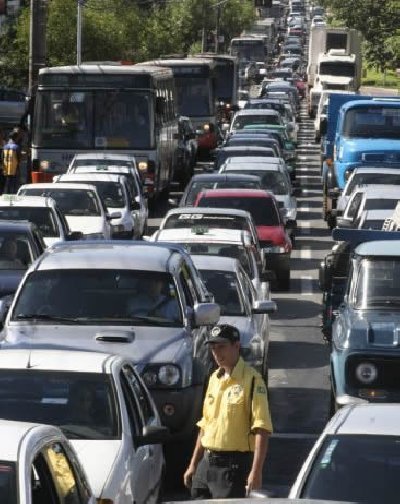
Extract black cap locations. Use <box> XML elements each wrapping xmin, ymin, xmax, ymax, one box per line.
<box><xmin>206</xmin><ymin>324</ymin><xmax>240</xmax><ymax>344</ymax></box>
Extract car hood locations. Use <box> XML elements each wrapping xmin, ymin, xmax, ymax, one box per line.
<box><xmin>65</xmin><ymin>216</ymin><xmax>105</xmax><ymax>235</ymax></box>
<box><xmin>344</xmin><ymin>309</ymin><xmax>400</xmax><ymax>350</ymax></box>
<box><xmin>256</xmin><ymin>225</ymin><xmax>288</xmax><ymax>245</ymax></box>
<box><xmin>0</xmin><ymin>270</ymin><xmax>25</xmax><ymax>297</ymax></box>
<box><xmin>71</xmin><ymin>439</ymin><xmax>121</xmax><ymax>498</ymax></box>
<box><xmin>1</xmin><ymin>325</ymin><xmax>191</xmax><ymax>368</ymax></box>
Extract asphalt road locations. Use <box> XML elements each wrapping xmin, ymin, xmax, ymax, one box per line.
<box><xmin>148</xmin><ymin>101</ymin><xmax>335</xmax><ymax>499</ymax></box>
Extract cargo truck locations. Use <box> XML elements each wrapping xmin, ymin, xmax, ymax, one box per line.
<box><xmin>321</xmin><ymin>94</ymin><xmax>400</xmax><ymax>227</ymax></box>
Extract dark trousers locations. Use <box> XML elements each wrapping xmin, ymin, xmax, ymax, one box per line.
<box><xmin>191</xmin><ymin>450</ymin><xmax>252</xmax><ymax>499</ymax></box>
<box><xmin>3</xmin><ymin>175</ymin><xmax>18</xmax><ymax>194</ymax></box>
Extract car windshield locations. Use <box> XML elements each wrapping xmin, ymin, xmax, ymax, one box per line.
<box><xmin>365</xmin><ymin>198</ymin><xmax>398</xmax><ymax>211</ymax></box>
<box><xmin>233</xmin><ymin>114</ymin><xmax>280</xmax><ymax>129</ymax></box>
<box><xmin>0</xmin><ymin>207</ymin><xmax>58</xmax><ymax>237</ymax></box>
<box><xmin>0</xmin><ymin>233</ymin><xmax>33</xmax><ymax>270</ymax></box>
<box><xmin>217</xmin><ymin>149</ymin><xmax>275</xmax><ymax>168</ymax></box>
<box><xmin>226</xmin><ymin>170</ymin><xmax>289</xmax><ymax>195</ymax></box>
<box><xmin>361</xmin><ymin>219</ymin><xmax>384</xmax><ymax>230</ymax></box>
<box><xmin>18</xmin><ymin>188</ymin><xmax>101</xmax><ymax>217</ymax></box>
<box><xmin>73</xmin><ymin>159</ymin><xmax>133</xmax><ymax>170</ymax></box>
<box><xmin>347</xmin><ymin>173</ymin><xmax>400</xmax><ymax>194</ymax></box>
<box><xmin>0</xmin><ymin>462</ymin><xmax>16</xmax><ymax>504</ymax></box>
<box><xmin>354</xmin><ymin>259</ymin><xmax>400</xmax><ymax>309</ymax></box>
<box><xmin>301</xmin><ymin>434</ymin><xmax>400</xmax><ymax>503</ymax></box>
<box><xmin>0</xmin><ymin>371</ymin><xmax>119</xmax><ymax>440</ymax></box>
<box><xmin>183</xmin><ymin>243</ymin><xmax>253</xmax><ymax>279</ymax></box>
<box><xmin>184</xmin><ymin>181</ymin><xmax>261</xmax><ymax>205</ymax></box>
<box><xmin>165</xmin><ymin>213</ymin><xmax>251</xmax><ymax>232</ymax></box>
<box><xmin>198</xmin><ymin>196</ymin><xmax>280</xmax><ymax>226</ymax></box>
<box><xmin>12</xmin><ymin>269</ymin><xmax>183</xmax><ymax>325</ymax></box>
<box><xmin>319</xmin><ymin>62</ymin><xmax>355</xmax><ymax>77</ymax></box>
<box><xmin>63</xmin><ymin>181</ymin><xmax>125</xmax><ymax>208</ymax></box>
<box><xmin>175</xmin><ymin>77</ymin><xmax>212</xmax><ymax>117</ymax></box>
<box><xmin>200</xmin><ymin>270</ymin><xmax>245</xmax><ymax>316</ymax></box>
<box><xmin>342</xmin><ymin>107</ymin><xmax>400</xmax><ymax>139</ymax></box>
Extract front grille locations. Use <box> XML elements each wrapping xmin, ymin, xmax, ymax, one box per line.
<box><xmin>346</xmin><ymin>355</ymin><xmax>400</xmax><ymax>389</ymax></box>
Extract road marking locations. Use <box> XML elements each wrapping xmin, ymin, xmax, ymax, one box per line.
<box><xmin>299</xmin><ymin>221</ymin><xmax>311</xmax><ymax>235</ymax></box>
<box><xmin>300</xmin><ymin>248</ymin><xmax>312</xmax><ymax>259</ymax></box>
<box><xmin>301</xmin><ymin>276</ymin><xmax>314</xmax><ymax>295</ymax></box>
<box><xmin>271</xmin><ymin>433</ymin><xmax>319</xmax><ymax>440</ymax></box>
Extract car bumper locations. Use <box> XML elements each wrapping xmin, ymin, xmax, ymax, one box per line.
<box><xmin>150</xmin><ymin>385</ymin><xmax>203</xmax><ymax>441</ymax></box>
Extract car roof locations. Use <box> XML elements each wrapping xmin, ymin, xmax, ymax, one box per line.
<box><xmin>188</xmin><ymin>173</ymin><xmax>262</xmax><ymax>182</ymax></box>
<box><xmin>191</xmin><ymin>254</ymin><xmax>239</xmax><ymax>272</ymax></box>
<box><xmin>224</xmin><ymin>156</ymin><xmax>282</xmax><ymax>164</ymax></box>
<box><xmin>234</xmin><ymin>109</ymin><xmax>281</xmax><ymax>117</ymax></box>
<box><xmin>33</xmin><ymin>242</ymin><xmax>185</xmax><ymax>272</ymax></box>
<box><xmin>58</xmin><ymin>173</ymin><xmax>125</xmax><ymax>183</ymax></box>
<box><xmin>156</xmin><ymin>228</ymin><xmax>250</xmax><ymax>245</ymax></box>
<box><xmin>0</xmin><ymin>220</ymin><xmax>36</xmax><ymax>231</ymax></box>
<box><xmin>218</xmin><ymin>146</ymin><xmax>275</xmax><ymax>153</ymax></box>
<box><xmin>166</xmin><ymin>207</ymin><xmax>252</xmax><ymax>218</ymax></box>
<box><xmin>199</xmin><ymin>188</ymin><xmax>274</xmax><ymax>199</ymax></box>
<box><xmin>223</xmin><ymin>163</ymin><xmax>281</xmax><ymax>172</ymax></box>
<box><xmin>0</xmin><ymin>195</ymin><xmax>56</xmax><ymax>209</ymax></box>
<box><xmin>0</xmin><ymin>349</ymin><xmax>120</xmax><ymax>374</ymax></box>
<box><xmin>329</xmin><ymin>403</ymin><xmax>400</xmax><ymax>436</ymax></box>
<box><xmin>355</xmin><ymin>240</ymin><xmax>400</xmax><ymax>257</ymax></box>
<box><xmin>74</xmin><ymin>153</ymin><xmax>136</xmax><ymax>162</ymax></box>
<box><xmin>361</xmin><ymin>184</ymin><xmax>400</xmax><ymax>196</ymax></box>
<box><xmin>351</xmin><ymin>167</ymin><xmax>400</xmax><ymax>175</ymax></box>
<box><xmin>0</xmin><ymin>420</ymin><xmax>62</xmax><ymax>462</ymax></box>
<box><xmin>19</xmin><ymin>183</ymin><xmax>98</xmax><ymax>192</ymax></box>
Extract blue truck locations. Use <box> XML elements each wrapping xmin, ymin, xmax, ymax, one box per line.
<box><xmin>329</xmin><ymin>228</ymin><xmax>400</xmax><ymax>413</ymax></box>
<box><xmin>320</xmin><ymin>94</ymin><xmax>400</xmax><ymax>228</ymax></box>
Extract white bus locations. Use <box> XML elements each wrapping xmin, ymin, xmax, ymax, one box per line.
<box><xmin>31</xmin><ymin>64</ymin><xmax>179</xmax><ymax>198</ymax></box>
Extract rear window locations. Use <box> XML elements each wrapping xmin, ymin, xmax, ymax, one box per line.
<box><xmin>197</xmin><ymin>196</ymin><xmax>280</xmax><ymax>226</ymax></box>
<box><xmin>0</xmin><ymin>207</ymin><xmax>58</xmax><ymax>237</ymax></box>
<box><xmin>164</xmin><ymin>213</ymin><xmax>250</xmax><ymax>232</ymax></box>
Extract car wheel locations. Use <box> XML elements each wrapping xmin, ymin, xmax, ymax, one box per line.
<box><xmin>278</xmin><ymin>270</ymin><xmax>290</xmax><ymax>291</ymax></box>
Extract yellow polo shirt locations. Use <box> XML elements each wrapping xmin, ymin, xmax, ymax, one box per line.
<box><xmin>197</xmin><ymin>357</ymin><xmax>273</xmax><ymax>452</ymax></box>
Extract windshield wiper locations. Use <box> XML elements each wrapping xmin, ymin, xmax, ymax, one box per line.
<box><xmin>14</xmin><ymin>314</ymin><xmax>81</xmax><ymax>324</ymax></box>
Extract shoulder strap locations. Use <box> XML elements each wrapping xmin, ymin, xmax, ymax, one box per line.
<box><xmin>248</xmin><ymin>375</ymin><xmax>255</xmax><ymax>450</ymax></box>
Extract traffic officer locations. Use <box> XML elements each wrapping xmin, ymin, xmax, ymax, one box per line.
<box><xmin>183</xmin><ymin>324</ymin><xmax>272</xmax><ymax>498</ymax></box>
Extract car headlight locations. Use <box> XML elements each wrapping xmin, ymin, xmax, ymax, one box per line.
<box><xmin>355</xmin><ymin>362</ymin><xmax>378</xmax><ymax>384</ymax></box>
<box><xmin>138</xmin><ymin>160</ymin><xmax>148</xmax><ymax>172</ymax></box>
<box><xmin>142</xmin><ymin>364</ymin><xmax>181</xmax><ymax>387</ymax></box>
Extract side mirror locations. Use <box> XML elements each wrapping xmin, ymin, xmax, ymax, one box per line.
<box><xmin>66</xmin><ymin>231</ymin><xmax>83</xmax><ymax>241</ymax></box>
<box><xmin>168</xmin><ymin>198</ymin><xmax>178</xmax><ymax>207</ymax></box>
<box><xmin>336</xmin><ymin>217</ymin><xmax>353</xmax><ymax>229</ymax></box>
<box><xmin>320</xmin><ymin>117</ymin><xmax>327</xmax><ymax>136</ymax></box>
<box><xmin>131</xmin><ymin>198</ymin><xmax>140</xmax><ymax>211</ymax></box>
<box><xmin>193</xmin><ymin>302</ymin><xmax>220</xmax><ymax>327</ymax></box>
<box><xmin>108</xmin><ymin>211</ymin><xmax>122</xmax><ymax>220</ymax></box>
<box><xmin>0</xmin><ymin>294</ymin><xmax>13</xmax><ymax>329</ymax></box>
<box><xmin>252</xmin><ymin>300</ymin><xmax>277</xmax><ymax>314</ymax></box>
<box><xmin>135</xmin><ymin>425</ymin><xmax>170</xmax><ymax>447</ymax></box>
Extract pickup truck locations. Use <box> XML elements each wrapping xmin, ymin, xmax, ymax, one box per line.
<box><xmin>329</xmin><ymin>228</ymin><xmax>400</xmax><ymax>412</ymax></box>
<box><xmin>321</xmin><ymin>94</ymin><xmax>400</xmax><ymax>228</ymax></box>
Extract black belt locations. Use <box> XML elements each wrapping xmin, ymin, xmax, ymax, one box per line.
<box><xmin>205</xmin><ymin>449</ymin><xmax>251</xmax><ymax>459</ymax></box>
<box><xmin>204</xmin><ymin>449</ymin><xmax>252</xmax><ymax>468</ymax></box>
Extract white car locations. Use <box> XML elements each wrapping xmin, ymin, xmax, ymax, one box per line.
<box><xmin>55</xmin><ymin>173</ymin><xmax>139</xmax><ymax>239</ymax></box>
<box><xmin>192</xmin><ymin>255</ymin><xmax>276</xmax><ymax>375</ymax></box>
<box><xmin>67</xmin><ymin>153</ymin><xmax>148</xmax><ymax>236</ymax></box>
<box><xmin>0</xmin><ymin>419</ymin><xmax>95</xmax><ymax>503</ymax></box>
<box><xmin>17</xmin><ymin>182</ymin><xmax>116</xmax><ymax>239</ymax></box>
<box><xmin>290</xmin><ymin>403</ymin><xmax>400</xmax><ymax>502</ymax></box>
<box><xmin>0</xmin><ymin>195</ymin><xmax>81</xmax><ymax>247</ymax></box>
<box><xmin>0</xmin><ymin>349</ymin><xmax>166</xmax><ymax>504</ymax></box>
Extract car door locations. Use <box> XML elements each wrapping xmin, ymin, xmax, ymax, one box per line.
<box><xmin>122</xmin><ymin>364</ymin><xmax>164</xmax><ymax>504</ymax></box>
<box><xmin>119</xmin><ymin>366</ymin><xmax>152</xmax><ymax>504</ymax></box>
<box><xmin>30</xmin><ymin>441</ymin><xmax>93</xmax><ymax>504</ymax></box>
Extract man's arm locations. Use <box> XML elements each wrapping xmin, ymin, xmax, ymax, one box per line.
<box><xmin>247</xmin><ymin>428</ymin><xmax>270</xmax><ymax>493</ymax></box>
<box><xmin>183</xmin><ymin>429</ymin><xmax>205</xmax><ymax>489</ymax></box>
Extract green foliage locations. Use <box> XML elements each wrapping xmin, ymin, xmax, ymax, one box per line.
<box><xmin>0</xmin><ymin>0</ymin><xmax>255</xmax><ymax>89</ymax></box>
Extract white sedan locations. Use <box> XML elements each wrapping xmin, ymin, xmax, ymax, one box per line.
<box><xmin>17</xmin><ymin>182</ymin><xmax>116</xmax><ymax>239</ymax></box>
<box><xmin>0</xmin><ymin>349</ymin><xmax>167</xmax><ymax>504</ymax></box>
<box><xmin>0</xmin><ymin>419</ymin><xmax>95</xmax><ymax>503</ymax></box>
<box><xmin>192</xmin><ymin>255</ymin><xmax>276</xmax><ymax>376</ymax></box>
<box><xmin>290</xmin><ymin>403</ymin><xmax>400</xmax><ymax>503</ymax></box>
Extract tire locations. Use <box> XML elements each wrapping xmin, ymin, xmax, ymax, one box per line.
<box><xmin>278</xmin><ymin>269</ymin><xmax>290</xmax><ymax>291</ymax></box>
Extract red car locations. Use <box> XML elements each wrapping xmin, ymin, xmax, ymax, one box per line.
<box><xmin>195</xmin><ymin>188</ymin><xmax>292</xmax><ymax>289</ymax></box>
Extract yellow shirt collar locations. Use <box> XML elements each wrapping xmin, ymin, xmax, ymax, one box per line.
<box><xmin>217</xmin><ymin>356</ymin><xmax>245</xmax><ymax>381</ymax></box>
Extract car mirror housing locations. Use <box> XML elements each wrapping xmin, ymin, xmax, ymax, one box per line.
<box><xmin>66</xmin><ymin>231</ymin><xmax>83</xmax><ymax>241</ymax></box>
<box><xmin>135</xmin><ymin>425</ymin><xmax>170</xmax><ymax>447</ymax></box>
<box><xmin>108</xmin><ymin>211</ymin><xmax>122</xmax><ymax>220</ymax></box>
<box><xmin>252</xmin><ymin>300</ymin><xmax>277</xmax><ymax>315</ymax></box>
<box><xmin>193</xmin><ymin>303</ymin><xmax>220</xmax><ymax>327</ymax></box>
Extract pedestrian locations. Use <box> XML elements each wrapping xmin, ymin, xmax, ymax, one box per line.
<box><xmin>0</xmin><ymin>128</ymin><xmax>6</xmax><ymax>193</ymax></box>
<box><xmin>2</xmin><ymin>130</ymin><xmax>21</xmax><ymax>194</ymax></box>
<box><xmin>183</xmin><ymin>324</ymin><xmax>273</xmax><ymax>499</ymax></box>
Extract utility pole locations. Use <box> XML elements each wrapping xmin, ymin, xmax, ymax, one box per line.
<box><xmin>28</xmin><ymin>0</ymin><xmax>47</xmax><ymax>96</ymax></box>
<box><xmin>77</xmin><ymin>0</ymin><xmax>86</xmax><ymax>65</ymax></box>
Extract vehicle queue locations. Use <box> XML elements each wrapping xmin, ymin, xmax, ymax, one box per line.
<box><xmin>0</xmin><ymin>0</ymin><xmax>399</xmax><ymax>502</ymax></box>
